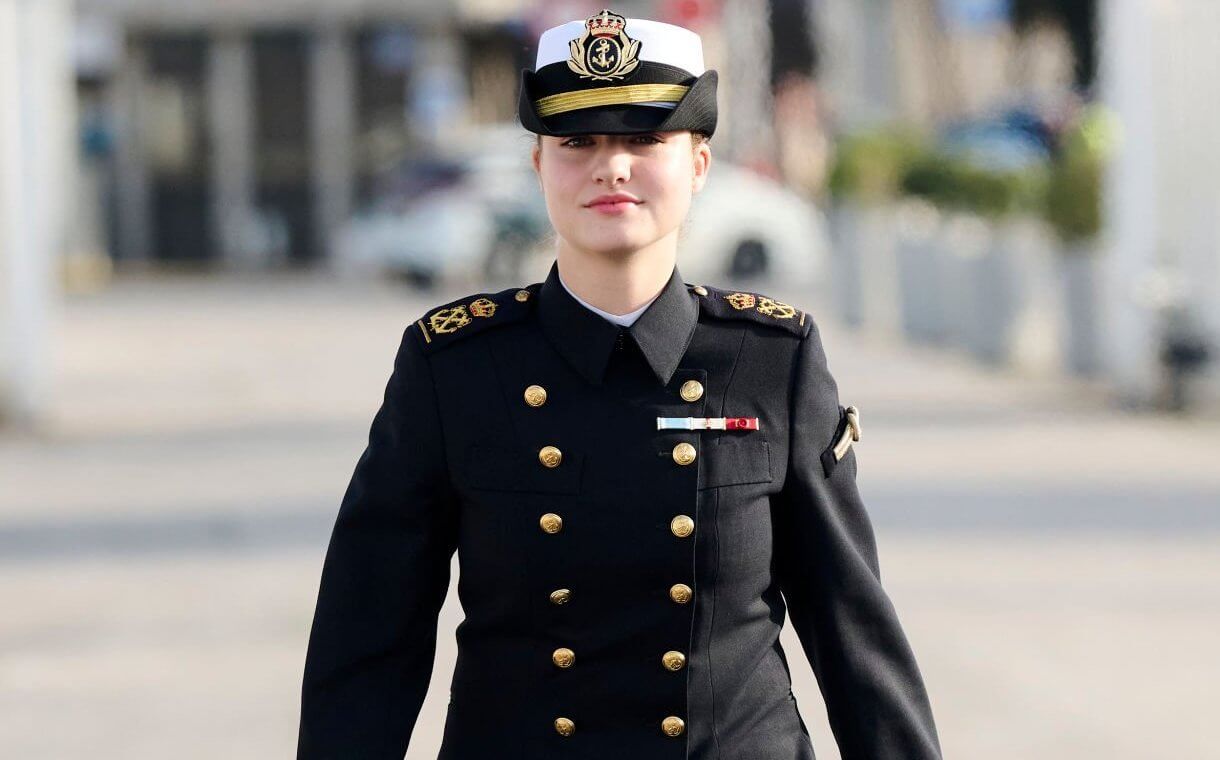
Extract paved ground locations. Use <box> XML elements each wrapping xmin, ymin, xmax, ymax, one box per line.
<box><xmin>2</xmin><ymin>270</ymin><xmax>1218</xmax><ymax>759</ymax></box>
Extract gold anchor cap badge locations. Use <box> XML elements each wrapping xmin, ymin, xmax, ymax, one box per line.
<box><xmin>567</xmin><ymin>9</ymin><xmax>642</xmax><ymax>82</ymax></box>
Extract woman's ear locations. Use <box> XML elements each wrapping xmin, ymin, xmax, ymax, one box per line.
<box><xmin>531</xmin><ymin>140</ymin><xmax>545</xmax><ymax>193</ymax></box>
<box><xmin>691</xmin><ymin>139</ymin><xmax>712</xmax><ymax>194</ymax></box>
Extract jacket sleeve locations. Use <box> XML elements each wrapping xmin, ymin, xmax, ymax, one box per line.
<box><xmin>774</xmin><ymin>318</ymin><xmax>942</xmax><ymax>760</ymax></box>
<box><xmin>297</xmin><ymin>325</ymin><xmax>458</xmax><ymax>759</ymax></box>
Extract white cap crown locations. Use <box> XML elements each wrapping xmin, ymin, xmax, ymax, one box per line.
<box><xmin>535</xmin><ymin>17</ymin><xmax>706</xmax><ymax>77</ymax></box>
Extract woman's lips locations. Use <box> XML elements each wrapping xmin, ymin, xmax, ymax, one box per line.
<box><xmin>586</xmin><ymin>200</ymin><xmax>641</xmax><ymax>215</ymax></box>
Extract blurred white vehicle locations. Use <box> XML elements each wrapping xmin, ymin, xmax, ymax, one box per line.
<box><xmin>334</xmin><ymin>123</ymin><xmax>545</xmax><ymax>287</ymax></box>
<box><xmin>678</xmin><ymin>162</ymin><xmax>826</xmax><ymax>288</ymax></box>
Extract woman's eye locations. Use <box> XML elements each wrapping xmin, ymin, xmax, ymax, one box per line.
<box><xmin>560</xmin><ymin>135</ymin><xmax>659</xmax><ymax>147</ymax></box>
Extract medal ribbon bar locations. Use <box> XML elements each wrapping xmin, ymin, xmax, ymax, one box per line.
<box><xmin>656</xmin><ymin>417</ymin><xmax>760</xmax><ymax>431</ymax></box>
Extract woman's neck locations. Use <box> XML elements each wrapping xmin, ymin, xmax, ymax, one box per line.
<box><xmin>554</xmin><ymin>235</ymin><xmax>677</xmax><ymax>316</ymax></box>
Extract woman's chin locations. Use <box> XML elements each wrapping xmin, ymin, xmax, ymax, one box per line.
<box><xmin>568</xmin><ymin>234</ymin><xmax>653</xmax><ymax>258</ymax></box>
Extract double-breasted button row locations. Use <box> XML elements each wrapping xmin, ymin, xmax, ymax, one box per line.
<box><xmin>526</xmin><ymin>391</ymin><xmax>564</xmax><ymax>493</ymax></box>
<box><xmin>527</xmin><ymin>376</ymin><xmax>689</xmax><ymax>742</ymax></box>
<box><xmin>553</xmin><ymin>716</ymin><xmax>685</xmax><ymax>737</ymax></box>
<box><xmin>551</xmin><ymin>646</ymin><xmax>682</xmax><ymax>673</ymax></box>
<box><xmin>522</xmin><ymin>384</ymin><xmax>584</xmax><ymax>741</ymax></box>
<box><xmin>670</xmin><ymin>383</ymin><xmax>698</xmax><ymax>686</ymax></box>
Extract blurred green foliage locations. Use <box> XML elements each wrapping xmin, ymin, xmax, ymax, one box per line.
<box><xmin>828</xmin><ymin>108</ymin><xmax>1116</xmax><ymax>245</ymax></box>
<box><xmin>901</xmin><ymin>152</ymin><xmax>1045</xmax><ymax>220</ymax></box>
<box><xmin>826</xmin><ymin>125</ymin><xmax>927</xmax><ymax>204</ymax></box>
<box><xmin>828</xmin><ymin>123</ymin><xmax>1043</xmax><ymax>218</ymax></box>
<box><xmin>1042</xmin><ymin>106</ymin><xmax>1115</xmax><ymax>244</ymax></box>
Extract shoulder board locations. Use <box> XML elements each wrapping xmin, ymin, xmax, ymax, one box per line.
<box><xmin>412</xmin><ymin>282</ymin><xmax>541</xmax><ymax>354</ymax></box>
<box><xmin>686</xmin><ymin>283</ymin><xmax>808</xmax><ymax>337</ymax></box>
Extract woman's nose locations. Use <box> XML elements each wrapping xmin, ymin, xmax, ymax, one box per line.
<box><xmin>593</xmin><ymin>149</ymin><xmax>631</xmax><ymax>185</ymax></box>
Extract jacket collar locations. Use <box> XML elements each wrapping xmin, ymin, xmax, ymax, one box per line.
<box><xmin>538</xmin><ymin>259</ymin><xmax>699</xmax><ymax>387</ymax></box>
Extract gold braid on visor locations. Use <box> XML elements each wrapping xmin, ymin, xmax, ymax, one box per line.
<box><xmin>534</xmin><ymin>83</ymin><xmax>690</xmax><ymax>117</ymax></box>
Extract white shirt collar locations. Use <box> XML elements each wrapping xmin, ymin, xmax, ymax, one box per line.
<box><xmin>558</xmin><ymin>269</ymin><xmax>658</xmax><ymax>327</ymax></box>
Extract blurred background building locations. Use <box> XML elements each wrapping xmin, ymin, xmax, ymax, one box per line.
<box><xmin>4</xmin><ymin>0</ymin><xmax>1217</xmax><ymax>424</ymax></box>
<box><xmin>73</xmin><ymin>0</ymin><xmax>531</xmax><ymax>268</ymax></box>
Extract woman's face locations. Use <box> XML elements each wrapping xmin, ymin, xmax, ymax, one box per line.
<box><xmin>531</xmin><ymin>130</ymin><xmax>711</xmax><ymax>258</ymax></box>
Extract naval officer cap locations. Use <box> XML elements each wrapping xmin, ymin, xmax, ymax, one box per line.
<box><xmin>518</xmin><ymin>8</ymin><xmax>718</xmax><ymax>138</ymax></box>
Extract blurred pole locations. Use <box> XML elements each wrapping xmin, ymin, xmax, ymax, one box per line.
<box><xmin>1098</xmin><ymin>0</ymin><xmax>1161</xmax><ymax>403</ymax></box>
<box><xmin>310</xmin><ymin>23</ymin><xmax>355</xmax><ymax>267</ymax></box>
<box><xmin>111</xmin><ymin>35</ymin><xmax>152</xmax><ymax>264</ymax></box>
<box><xmin>809</xmin><ymin>0</ymin><xmax>899</xmax><ymax>130</ymax></box>
<box><xmin>208</xmin><ymin>30</ymin><xmax>260</xmax><ymax>268</ymax></box>
<box><xmin>411</xmin><ymin>29</ymin><xmax>469</xmax><ymax>151</ymax></box>
<box><xmin>889</xmin><ymin>0</ymin><xmax>955</xmax><ymax>128</ymax></box>
<box><xmin>0</xmin><ymin>0</ymin><xmax>74</xmax><ymax>428</ymax></box>
<box><xmin>720</xmin><ymin>0</ymin><xmax>776</xmax><ymax>169</ymax></box>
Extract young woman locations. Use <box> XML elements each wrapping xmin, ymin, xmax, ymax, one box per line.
<box><xmin>298</xmin><ymin>10</ymin><xmax>942</xmax><ymax>760</ymax></box>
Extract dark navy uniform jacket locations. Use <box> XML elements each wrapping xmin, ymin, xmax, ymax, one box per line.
<box><xmin>297</xmin><ymin>261</ymin><xmax>942</xmax><ymax>759</ymax></box>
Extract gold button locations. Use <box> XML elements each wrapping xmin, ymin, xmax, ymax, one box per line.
<box><xmin>693</xmin><ymin>285</ymin><xmax>708</xmax><ymax>296</ymax></box>
<box><xmin>539</xmin><ymin>445</ymin><xmax>563</xmax><ymax>468</ymax></box>
<box><xmin>524</xmin><ymin>384</ymin><xmax>548</xmax><ymax>407</ymax></box>
<box><xmin>669</xmin><ymin>583</ymin><xmax>692</xmax><ymax>604</ymax></box>
<box><xmin>516</xmin><ymin>289</ymin><xmax>531</xmax><ymax>302</ymax></box>
<box><xmin>671</xmin><ymin>442</ymin><xmax>697</xmax><ymax>466</ymax></box>
<box><xmin>554</xmin><ymin>717</ymin><xmax>575</xmax><ymax>736</ymax></box>
<box><xmin>679</xmin><ymin>380</ymin><xmax>704</xmax><ymax>402</ymax></box>
<box><xmin>540</xmin><ymin>513</ymin><xmax>563</xmax><ymax>534</ymax></box>
<box><xmin>552</xmin><ymin>647</ymin><xmax>575</xmax><ymax>668</ymax></box>
<box><xmin>549</xmin><ymin>588</ymin><xmax>572</xmax><ymax>605</ymax></box>
<box><xmin>662</xmin><ymin>650</ymin><xmax>686</xmax><ymax>671</ymax></box>
<box><xmin>661</xmin><ymin>716</ymin><xmax>685</xmax><ymax>737</ymax></box>
<box><xmin>670</xmin><ymin>514</ymin><xmax>694</xmax><ymax>538</ymax></box>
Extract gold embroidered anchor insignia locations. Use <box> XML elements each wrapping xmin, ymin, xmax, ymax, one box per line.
<box><xmin>756</xmin><ymin>296</ymin><xmax>796</xmax><ymax>319</ymax></box>
<box><xmin>568</xmin><ymin>9</ymin><xmax>642</xmax><ymax>82</ymax></box>
<box><xmin>429</xmin><ymin>306</ymin><xmax>472</xmax><ymax>334</ymax></box>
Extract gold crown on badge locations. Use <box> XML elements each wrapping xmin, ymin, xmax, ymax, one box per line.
<box><xmin>568</xmin><ymin>9</ymin><xmax>642</xmax><ymax>81</ymax></box>
<box><xmin>724</xmin><ymin>292</ymin><xmax>797</xmax><ymax>320</ymax></box>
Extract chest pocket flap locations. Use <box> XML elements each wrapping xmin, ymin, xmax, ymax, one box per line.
<box><xmin>699</xmin><ymin>437</ymin><xmax>772</xmax><ymax>489</ymax></box>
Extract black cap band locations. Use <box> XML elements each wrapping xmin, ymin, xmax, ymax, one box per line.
<box><xmin>518</xmin><ymin>66</ymin><xmax>718</xmax><ymax>137</ymax></box>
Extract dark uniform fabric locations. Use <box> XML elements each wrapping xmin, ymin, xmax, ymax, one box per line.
<box><xmin>297</xmin><ymin>260</ymin><xmax>942</xmax><ymax>760</ymax></box>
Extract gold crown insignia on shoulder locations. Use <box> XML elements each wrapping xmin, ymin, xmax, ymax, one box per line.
<box><xmin>423</xmin><ymin>297</ymin><xmax>499</xmax><ymax>338</ymax></box>
<box><xmin>687</xmin><ymin>285</ymin><xmax>807</xmax><ymax>333</ymax></box>
<box><xmin>415</xmin><ymin>288</ymin><xmax>537</xmax><ymax>350</ymax></box>
<box><xmin>724</xmin><ymin>292</ymin><xmax>798</xmax><ymax>321</ymax></box>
